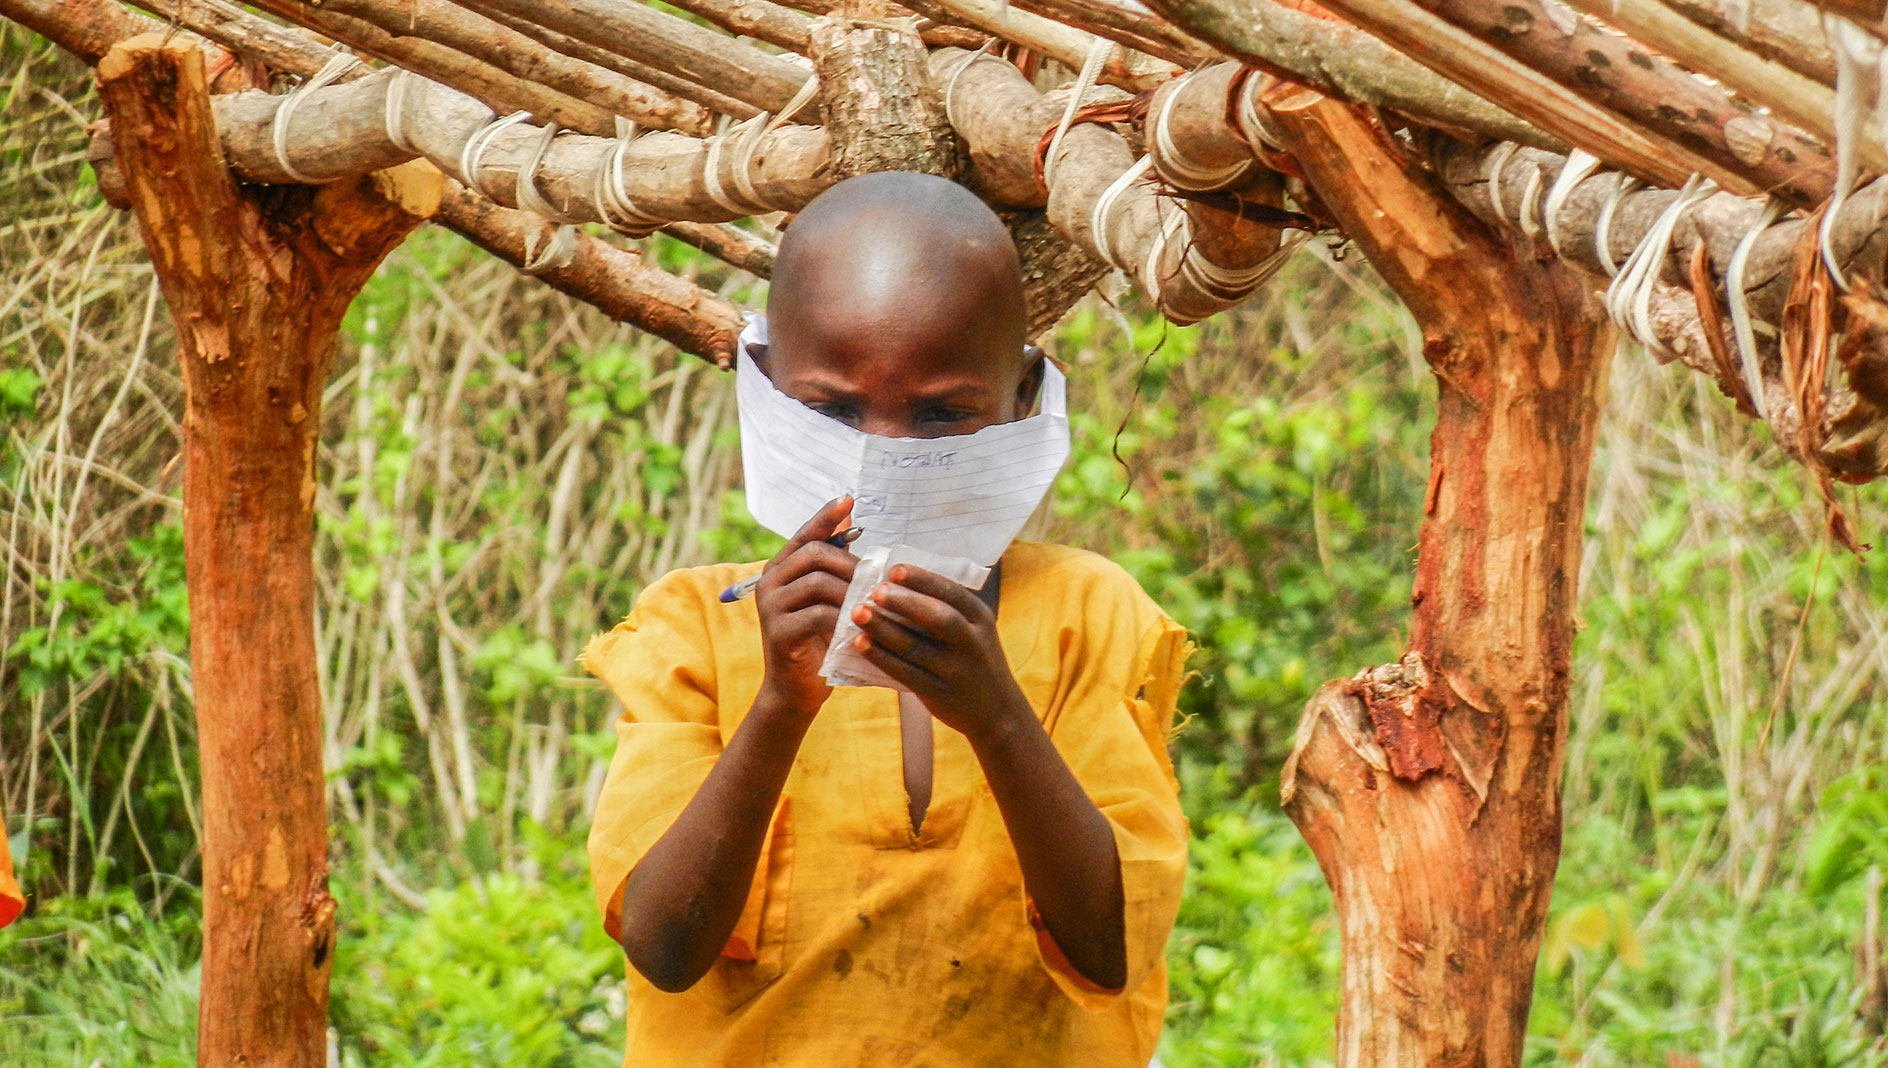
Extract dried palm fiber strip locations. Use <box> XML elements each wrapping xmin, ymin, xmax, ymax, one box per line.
<box><xmin>452</xmin><ymin>0</ymin><xmax>815</xmax><ymax>115</ymax></box>
<box><xmin>931</xmin><ymin>47</ymin><xmax>1300</xmax><ymax>323</ymax></box>
<box><xmin>263</xmin><ymin>0</ymin><xmax>713</xmax><ymax>134</ymax></box>
<box><xmin>1145</xmin><ymin>64</ymin><xmax>1255</xmax><ymax>192</ymax></box>
<box><xmin>1433</xmin><ymin>139</ymin><xmax>1888</xmax><ymax>328</ymax></box>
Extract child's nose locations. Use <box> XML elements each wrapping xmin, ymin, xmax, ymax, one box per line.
<box><xmin>859</xmin><ymin>412</ymin><xmax>917</xmax><ymax>438</ymax></box>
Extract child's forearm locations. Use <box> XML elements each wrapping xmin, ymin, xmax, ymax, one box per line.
<box><xmin>969</xmin><ymin>706</ymin><xmax>1128</xmax><ymax>992</ymax></box>
<box><xmin>616</xmin><ymin>693</ymin><xmax>810</xmax><ymax>992</ymax></box>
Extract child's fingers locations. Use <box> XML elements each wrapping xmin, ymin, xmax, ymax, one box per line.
<box><xmin>885</xmin><ymin>565</ymin><xmax>989</xmax><ymax>622</ymax></box>
<box><xmin>852</xmin><ymin>603</ymin><xmax>933</xmax><ymax>660</ymax></box>
<box><xmin>852</xmin><ymin>629</ymin><xmax>946</xmax><ymax>692</ymax></box>
<box><xmin>764</xmin><ymin>540</ymin><xmax>858</xmax><ymax>590</ymax></box>
<box><xmin>772</xmin><ymin>570</ymin><xmax>851</xmax><ymax>613</ymax></box>
<box><xmin>868</xmin><ymin>581</ymin><xmax>973</xmax><ymax>644</ymax></box>
<box><xmin>770</xmin><ymin>495</ymin><xmax>854</xmax><ymax>567</ymax></box>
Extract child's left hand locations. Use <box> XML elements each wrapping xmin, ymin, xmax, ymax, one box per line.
<box><xmin>848</xmin><ymin>565</ymin><xmax>1032</xmax><ymax>744</ymax></box>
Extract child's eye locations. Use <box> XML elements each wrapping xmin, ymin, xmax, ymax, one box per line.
<box><xmin>812</xmin><ymin>403</ymin><xmax>860</xmax><ymax>426</ymax></box>
<box><xmin>921</xmin><ymin>408</ymin><xmax>974</xmax><ymax>425</ymax></box>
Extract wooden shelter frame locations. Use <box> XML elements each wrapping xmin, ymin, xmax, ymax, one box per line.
<box><xmin>8</xmin><ymin>0</ymin><xmax>1888</xmax><ymax>1061</ymax></box>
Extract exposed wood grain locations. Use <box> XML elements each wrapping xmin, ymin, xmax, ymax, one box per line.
<box><xmin>1273</xmin><ymin>90</ymin><xmax>1610</xmax><ymax>1067</ymax></box>
<box><xmin>96</xmin><ymin>33</ymin><xmax>428</xmax><ymax>1067</ymax></box>
<box><xmin>811</xmin><ymin>14</ymin><xmax>963</xmax><ymax>179</ymax></box>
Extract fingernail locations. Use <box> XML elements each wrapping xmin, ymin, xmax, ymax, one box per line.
<box><xmin>852</xmin><ymin>634</ymin><xmax>870</xmax><ymax>651</ymax></box>
<box><xmin>889</xmin><ymin>566</ymin><xmax>907</xmax><ymax>582</ymax></box>
<box><xmin>872</xmin><ymin>585</ymin><xmax>889</xmax><ymax>604</ymax></box>
<box><xmin>853</xmin><ymin>605</ymin><xmax>871</xmax><ymax>624</ymax></box>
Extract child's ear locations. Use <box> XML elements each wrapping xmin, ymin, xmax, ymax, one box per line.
<box><xmin>1014</xmin><ymin>345</ymin><xmax>1047</xmax><ymax>418</ymax></box>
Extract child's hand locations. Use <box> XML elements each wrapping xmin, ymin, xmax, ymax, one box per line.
<box><xmin>754</xmin><ymin>496</ymin><xmax>857</xmax><ymax>721</ymax></box>
<box><xmin>848</xmin><ymin>565</ymin><xmax>1032</xmax><ymax>744</ymax></box>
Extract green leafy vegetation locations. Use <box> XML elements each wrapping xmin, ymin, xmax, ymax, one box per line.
<box><xmin>6</xmin><ymin>26</ymin><xmax>1888</xmax><ymax>1067</ymax></box>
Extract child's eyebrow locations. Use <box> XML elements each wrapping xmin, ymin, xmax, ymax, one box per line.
<box><xmin>782</xmin><ymin>371</ymin><xmax>994</xmax><ymax>404</ymax></box>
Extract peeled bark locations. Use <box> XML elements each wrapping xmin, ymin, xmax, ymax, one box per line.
<box><xmin>95</xmin><ymin>33</ymin><xmax>429</xmax><ymax>1066</ymax></box>
<box><xmin>811</xmin><ymin>14</ymin><xmax>964</xmax><ymax>179</ymax></box>
<box><xmin>1271</xmin><ymin>89</ymin><xmax>1610</xmax><ymax>1066</ymax></box>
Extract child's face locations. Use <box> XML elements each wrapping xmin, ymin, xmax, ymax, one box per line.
<box><xmin>767</xmin><ymin>312</ymin><xmax>1041</xmax><ymax>440</ymax></box>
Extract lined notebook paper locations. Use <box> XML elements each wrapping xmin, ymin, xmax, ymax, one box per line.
<box><xmin>734</xmin><ymin>318</ymin><xmax>1071</xmax><ymax>687</ymax></box>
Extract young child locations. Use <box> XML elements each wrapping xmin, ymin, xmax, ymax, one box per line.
<box><xmin>584</xmin><ymin>172</ymin><xmax>1190</xmax><ymax>1066</ymax></box>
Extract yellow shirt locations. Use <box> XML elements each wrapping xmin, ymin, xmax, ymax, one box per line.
<box><xmin>1</xmin><ymin>798</ymin><xmax>21</xmax><ymax>928</ymax></box>
<box><xmin>584</xmin><ymin>542</ymin><xmax>1191</xmax><ymax>1068</ymax></box>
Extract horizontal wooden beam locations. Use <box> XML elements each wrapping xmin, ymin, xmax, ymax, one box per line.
<box><xmin>1422</xmin><ymin>0</ymin><xmax>1834</xmax><ymax>204</ymax></box>
<box><xmin>1137</xmin><ymin>0</ymin><xmax>1556</xmax><ymax>149</ymax></box>
<box><xmin>452</xmin><ymin>0</ymin><xmax>814</xmax><ymax>114</ymax></box>
<box><xmin>277</xmin><ymin>0</ymin><xmax>713</xmax><ymax>133</ymax></box>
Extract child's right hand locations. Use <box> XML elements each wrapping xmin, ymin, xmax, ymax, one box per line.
<box><xmin>753</xmin><ymin>495</ymin><xmax>857</xmax><ymax>722</ymax></box>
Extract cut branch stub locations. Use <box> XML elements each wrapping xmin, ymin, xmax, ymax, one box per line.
<box><xmin>96</xmin><ymin>32</ymin><xmax>430</xmax><ymax>1068</ymax></box>
<box><xmin>811</xmin><ymin>14</ymin><xmax>965</xmax><ymax>179</ymax></box>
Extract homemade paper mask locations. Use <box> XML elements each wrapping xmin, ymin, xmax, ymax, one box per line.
<box><xmin>735</xmin><ymin>314</ymin><xmax>1071</xmax><ymax>688</ymax></box>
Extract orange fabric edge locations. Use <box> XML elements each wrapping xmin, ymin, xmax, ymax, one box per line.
<box><xmin>722</xmin><ymin>798</ymin><xmax>790</xmax><ymax>962</ymax></box>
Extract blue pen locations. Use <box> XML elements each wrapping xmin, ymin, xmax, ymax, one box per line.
<box><xmin>719</xmin><ymin>527</ymin><xmax>864</xmax><ymax>603</ymax></box>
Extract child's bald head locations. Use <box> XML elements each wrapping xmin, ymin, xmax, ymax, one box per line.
<box><xmin>763</xmin><ymin>173</ymin><xmax>1037</xmax><ymax>438</ymax></box>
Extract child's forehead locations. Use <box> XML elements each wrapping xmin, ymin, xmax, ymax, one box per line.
<box><xmin>768</xmin><ymin>309</ymin><xmax>1023</xmax><ymax>385</ymax></box>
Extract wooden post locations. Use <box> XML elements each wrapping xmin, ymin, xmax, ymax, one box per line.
<box><xmin>95</xmin><ymin>35</ymin><xmax>430</xmax><ymax>1067</ymax></box>
<box><xmin>1268</xmin><ymin>89</ymin><xmax>1612</xmax><ymax>1066</ymax></box>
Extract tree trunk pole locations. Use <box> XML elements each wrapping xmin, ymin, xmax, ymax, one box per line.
<box><xmin>1270</xmin><ymin>88</ymin><xmax>1612</xmax><ymax>1066</ymax></box>
<box><xmin>95</xmin><ymin>34</ymin><xmax>428</xmax><ymax>1067</ymax></box>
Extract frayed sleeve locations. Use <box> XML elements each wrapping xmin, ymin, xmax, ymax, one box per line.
<box><xmin>582</xmin><ymin>570</ymin><xmax>727</xmax><ymax>944</ymax></box>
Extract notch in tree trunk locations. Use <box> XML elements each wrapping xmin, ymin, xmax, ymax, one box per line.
<box><xmin>95</xmin><ymin>33</ymin><xmax>430</xmax><ymax>1067</ymax></box>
